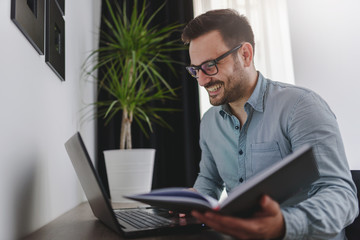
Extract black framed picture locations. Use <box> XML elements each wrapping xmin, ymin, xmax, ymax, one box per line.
<box><xmin>45</xmin><ymin>0</ymin><xmax>65</xmax><ymax>81</ymax></box>
<box><xmin>55</xmin><ymin>0</ymin><xmax>65</xmax><ymax>16</ymax></box>
<box><xmin>11</xmin><ymin>0</ymin><xmax>45</xmax><ymax>55</ymax></box>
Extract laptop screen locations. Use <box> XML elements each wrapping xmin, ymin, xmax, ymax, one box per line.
<box><xmin>65</xmin><ymin>132</ymin><xmax>122</xmax><ymax>234</ymax></box>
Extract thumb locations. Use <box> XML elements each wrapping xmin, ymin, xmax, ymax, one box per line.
<box><xmin>259</xmin><ymin>195</ymin><xmax>280</xmax><ymax>216</ymax></box>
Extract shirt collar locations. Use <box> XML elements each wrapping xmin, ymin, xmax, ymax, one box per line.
<box><xmin>219</xmin><ymin>72</ymin><xmax>267</xmax><ymax>118</ymax></box>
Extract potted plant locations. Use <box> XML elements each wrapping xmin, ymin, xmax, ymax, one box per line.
<box><xmin>85</xmin><ymin>0</ymin><xmax>184</xmax><ymax>202</ymax></box>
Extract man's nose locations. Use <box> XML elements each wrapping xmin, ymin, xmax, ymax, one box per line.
<box><xmin>197</xmin><ymin>70</ymin><xmax>211</xmax><ymax>87</ymax></box>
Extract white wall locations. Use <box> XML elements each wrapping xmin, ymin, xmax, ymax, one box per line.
<box><xmin>287</xmin><ymin>0</ymin><xmax>360</xmax><ymax>169</ymax></box>
<box><xmin>0</xmin><ymin>0</ymin><xmax>101</xmax><ymax>239</ymax></box>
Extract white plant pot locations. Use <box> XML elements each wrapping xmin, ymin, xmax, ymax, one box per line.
<box><xmin>103</xmin><ymin>149</ymin><xmax>155</xmax><ymax>203</ymax></box>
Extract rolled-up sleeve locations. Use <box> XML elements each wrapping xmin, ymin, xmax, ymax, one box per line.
<box><xmin>281</xmin><ymin>91</ymin><xmax>358</xmax><ymax>239</ymax></box>
<box><xmin>192</xmin><ymin>74</ymin><xmax>358</xmax><ymax>238</ymax></box>
<box><xmin>193</xmin><ymin>119</ymin><xmax>224</xmax><ymax>200</ymax></box>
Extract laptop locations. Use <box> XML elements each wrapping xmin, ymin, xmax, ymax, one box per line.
<box><xmin>64</xmin><ymin>132</ymin><xmax>205</xmax><ymax>238</ymax></box>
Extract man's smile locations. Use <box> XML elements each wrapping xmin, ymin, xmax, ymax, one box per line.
<box><xmin>205</xmin><ymin>83</ymin><xmax>223</xmax><ymax>96</ymax></box>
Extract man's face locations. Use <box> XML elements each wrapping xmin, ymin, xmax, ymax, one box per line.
<box><xmin>189</xmin><ymin>31</ymin><xmax>248</xmax><ymax>106</ymax></box>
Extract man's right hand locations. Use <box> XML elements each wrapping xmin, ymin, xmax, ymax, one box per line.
<box><xmin>169</xmin><ymin>188</ymin><xmax>197</xmax><ymax>217</ymax></box>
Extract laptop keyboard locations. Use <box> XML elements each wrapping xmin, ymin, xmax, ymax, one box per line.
<box><xmin>115</xmin><ymin>209</ymin><xmax>173</xmax><ymax>229</ymax></box>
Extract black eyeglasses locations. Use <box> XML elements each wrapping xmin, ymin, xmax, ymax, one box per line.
<box><xmin>186</xmin><ymin>43</ymin><xmax>243</xmax><ymax>79</ymax></box>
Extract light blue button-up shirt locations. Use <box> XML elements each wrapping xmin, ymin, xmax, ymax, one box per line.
<box><xmin>194</xmin><ymin>72</ymin><xmax>358</xmax><ymax>239</ymax></box>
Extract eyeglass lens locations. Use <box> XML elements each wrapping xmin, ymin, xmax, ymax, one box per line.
<box><xmin>187</xmin><ymin>61</ymin><xmax>217</xmax><ymax>78</ymax></box>
<box><xmin>201</xmin><ymin>61</ymin><xmax>217</xmax><ymax>75</ymax></box>
<box><xmin>186</xmin><ymin>43</ymin><xmax>243</xmax><ymax>78</ymax></box>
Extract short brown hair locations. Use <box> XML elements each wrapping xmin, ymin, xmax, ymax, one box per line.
<box><xmin>182</xmin><ymin>9</ymin><xmax>255</xmax><ymax>52</ymax></box>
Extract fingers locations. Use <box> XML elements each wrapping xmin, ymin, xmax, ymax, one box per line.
<box><xmin>191</xmin><ymin>196</ymin><xmax>285</xmax><ymax>239</ymax></box>
<box><xmin>253</xmin><ymin>195</ymin><xmax>280</xmax><ymax>217</ymax></box>
<box><xmin>168</xmin><ymin>210</ymin><xmax>186</xmax><ymax>218</ymax></box>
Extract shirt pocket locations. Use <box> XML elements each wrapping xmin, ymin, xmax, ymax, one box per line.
<box><xmin>251</xmin><ymin>141</ymin><xmax>282</xmax><ymax>173</ymax></box>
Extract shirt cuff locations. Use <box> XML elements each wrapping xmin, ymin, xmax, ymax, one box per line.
<box><xmin>281</xmin><ymin>207</ymin><xmax>309</xmax><ymax>240</ymax></box>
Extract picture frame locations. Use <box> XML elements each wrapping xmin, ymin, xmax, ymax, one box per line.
<box><xmin>45</xmin><ymin>0</ymin><xmax>65</xmax><ymax>81</ymax></box>
<box><xmin>11</xmin><ymin>0</ymin><xmax>45</xmax><ymax>55</ymax></box>
<box><xmin>55</xmin><ymin>0</ymin><xmax>65</xmax><ymax>16</ymax></box>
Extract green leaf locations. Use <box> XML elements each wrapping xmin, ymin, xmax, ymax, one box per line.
<box><xmin>83</xmin><ymin>0</ymin><xmax>185</xmax><ymax>148</ymax></box>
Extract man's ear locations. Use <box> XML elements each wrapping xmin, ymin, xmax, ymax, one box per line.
<box><xmin>238</xmin><ymin>42</ymin><xmax>253</xmax><ymax>67</ymax></box>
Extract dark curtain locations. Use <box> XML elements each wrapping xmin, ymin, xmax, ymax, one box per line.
<box><xmin>96</xmin><ymin>0</ymin><xmax>201</xmax><ymax>197</ymax></box>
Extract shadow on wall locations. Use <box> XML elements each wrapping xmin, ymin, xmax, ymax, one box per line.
<box><xmin>10</xmin><ymin>154</ymin><xmax>43</xmax><ymax>239</ymax></box>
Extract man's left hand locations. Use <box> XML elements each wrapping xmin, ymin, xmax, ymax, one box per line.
<box><xmin>191</xmin><ymin>195</ymin><xmax>285</xmax><ymax>240</ymax></box>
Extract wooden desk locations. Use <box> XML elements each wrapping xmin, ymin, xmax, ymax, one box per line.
<box><xmin>23</xmin><ymin>202</ymin><xmax>233</xmax><ymax>240</ymax></box>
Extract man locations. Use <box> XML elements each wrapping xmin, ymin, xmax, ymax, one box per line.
<box><xmin>182</xmin><ymin>9</ymin><xmax>358</xmax><ymax>239</ymax></box>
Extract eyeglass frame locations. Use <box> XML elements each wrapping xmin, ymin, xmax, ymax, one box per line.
<box><xmin>186</xmin><ymin>43</ymin><xmax>244</xmax><ymax>79</ymax></box>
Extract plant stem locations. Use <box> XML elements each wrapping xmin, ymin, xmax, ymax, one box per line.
<box><xmin>127</xmin><ymin>111</ymin><xmax>133</xmax><ymax>149</ymax></box>
<box><xmin>120</xmin><ymin>109</ymin><xmax>127</xmax><ymax>149</ymax></box>
<box><xmin>120</xmin><ymin>109</ymin><xmax>133</xmax><ymax>149</ymax></box>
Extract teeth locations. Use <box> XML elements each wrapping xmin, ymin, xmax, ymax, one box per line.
<box><xmin>206</xmin><ymin>84</ymin><xmax>222</xmax><ymax>92</ymax></box>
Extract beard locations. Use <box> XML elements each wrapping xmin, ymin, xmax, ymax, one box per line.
<box><xmin>207</xmin><ymin>60</ymin><xmax>248</xmax><ymax>106</ymax></box>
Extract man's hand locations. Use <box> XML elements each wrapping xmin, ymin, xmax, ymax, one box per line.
<box><xmin>191</xmin><ymin>195</ymin><xmax>285</xmax><ymax>240</ymax></box>
<box><xmin>169</xmin><ymin>188</ymin><xmax>197</xmax><ymax>217</ymax></box>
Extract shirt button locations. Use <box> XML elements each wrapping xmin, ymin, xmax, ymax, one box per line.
<box><xmin>239</xmin><ymin>149</ymin><xmax>243</xmax><ymax>155</ymax></box>
<box><xmin>239</xmin><ymin>178</ymin><xmax>244</xmax><ymax>183</ymax></box>
<box><xmin>235</xmin><ymin>126</ymin><xmax>239</xmax><ymax>130</ymax></box>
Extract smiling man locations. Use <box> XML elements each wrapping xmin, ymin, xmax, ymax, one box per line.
<box><xmin>182</xmin><ymin>9</ymin><xmax>358</xmax><ymax>239</ymax></box>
